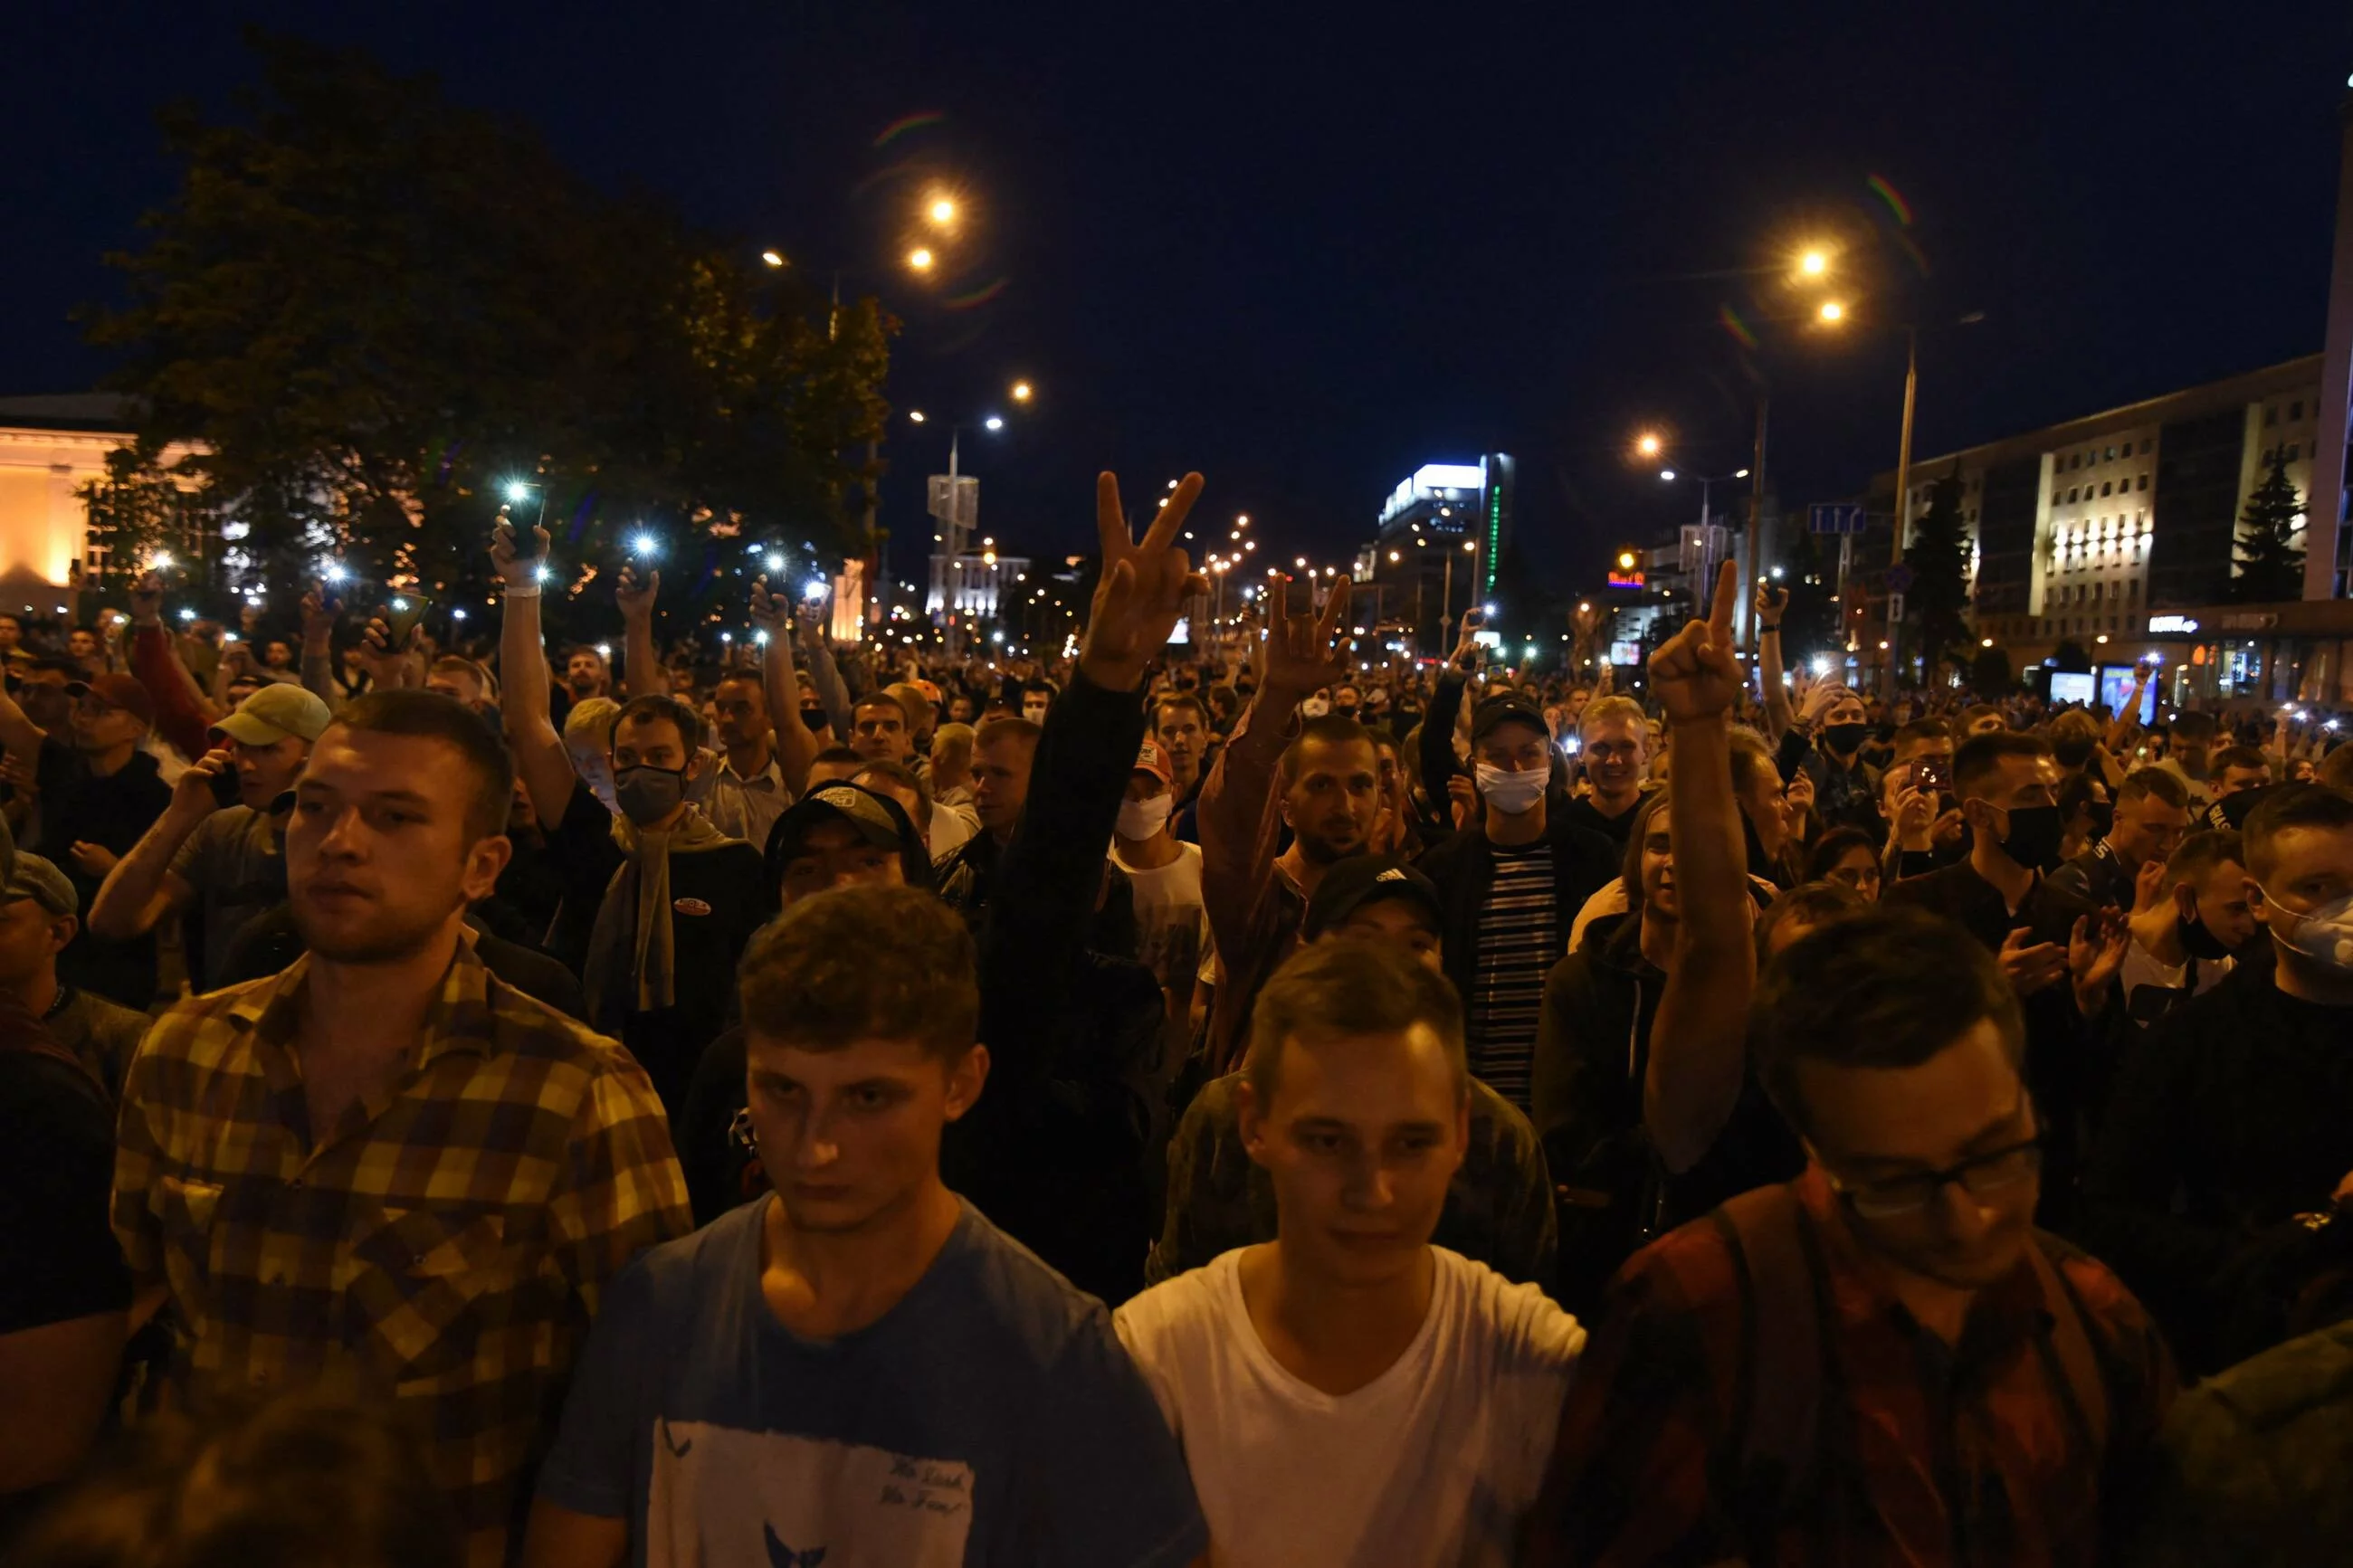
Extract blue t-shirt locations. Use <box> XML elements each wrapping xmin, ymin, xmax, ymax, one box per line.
<box><xmin>538</xmin><ymin>1193</ymin><xmax>1207</xmax><ymax>1568</ymax></box>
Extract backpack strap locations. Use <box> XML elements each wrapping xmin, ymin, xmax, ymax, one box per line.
<box><xmin>1711</xmin><ymin>1183</ymin><xmax>1827</xmax><ymax>1552</ymax></box>
<box><xmin>2024</xmin><ymin>1235</ymin><xmax>2111</xmax><ymax>1455</ymax></box>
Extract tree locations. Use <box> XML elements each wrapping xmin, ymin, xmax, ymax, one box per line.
<box><xmin>1903</xmin><ymin>466</ymin><xmax>1972</xmax><ymax>680</ymax></box>
<box><xmin>75</xmin><ymin>441</ymin><xmax>212</xmax><ymax>607</ymax></box>
<box><xmin>2230</xmin><ymin>448</ymin><xmax>2306</xmax><ymax>603</ymax></box>
<box><xmin>87</xmin><ymin>31</ymin><xmax>891</xmax><ymax>632</ymax></box>
<box><xmin>1969</xmin><ymin>644</ymin><xmax>2014</xmax><ymax>696</ymax></box>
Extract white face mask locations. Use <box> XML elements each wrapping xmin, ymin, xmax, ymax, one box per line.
<box><xmin>1475</xmin><ymin>761</ymin><xmax>1548</xmax><ymax>815</ymax></box>
<box><xmin>1300</xmin><ymin>697</ymin><xmax>1331</xmax><ymax>719</ymax></box>
<box><xmin>1116</xmin><ymin>792</ymin><xmax>1175</xmax><ymax>841</ymax></box>
<box><xmin>1023</xmin><ymin>703</ymin><xmax>1049</xmax><ymax>724</ymax></box>
<box><xmin>2260</xmin><ymin>886</ymin><xmax>2353</xmax><ymax>972</ymax></box>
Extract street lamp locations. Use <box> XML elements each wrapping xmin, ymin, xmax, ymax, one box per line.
<box><xmin>927</xmin><ymin>196</ymin><xmax>957</xmax><ymax>227</ymax></box>
<box><xmin>907</xmin><ymin>247</ymin><xmax>936</xmax><ymax>272</ymax></box>
<box><xmin>1635</xmin><ymin>432</ymin><xmax>1662</xmax><ymax>459</ymax></box>
<box><xmin>907</xmin><ymin>409</ymin><xmax>927</xmax><ymax>423</ymax></box>
<box><xmin>1011</xmin><ymin>382</ymin><xmax>1032</xmax><ymax>403</ymax></box>
<box><xmin>759</xmin><ymin>250</ymin><xmax>786</xmax><ymax>269</ymax></box>
<box><xmin>1798</xmin><ymin>248</ymin><xmax>1830</xmax><ymax>278</ymax></box>
<box><xmin>1817</xmin><ymin>299</ymin><xmax>1846</xmax><ymax>324</ymax></box>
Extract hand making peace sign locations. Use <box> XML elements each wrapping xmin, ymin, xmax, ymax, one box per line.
<box><xmin>1079</xmin><ymin>471</ymin><xmax>1210</xmax><ymax>691</ymax></box>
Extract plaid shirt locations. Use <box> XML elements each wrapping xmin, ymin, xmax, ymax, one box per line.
<box><xmin>112</xmin><ymin>941</ymin><xmax>691</xmax><ymax>1565</ymax></box>
<box><xmin>1527</xmin><ymin>1168</ymin><xmax>2176</xmax><ymax>1567</ymax></box>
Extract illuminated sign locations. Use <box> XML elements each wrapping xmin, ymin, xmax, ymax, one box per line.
<box><xmin>1608</xmin><ymin>640</ymin><xmax>1641</xmax><ymax>664</ymax></box>
<box><xmin>1379</xmin><ymin>460</ymin><xmax>1488</xmax><ymax>525</ymax></box>
<box><xmin>1606</xmin><ymin>569</ymin><xmax>1645</xmax><ymax>588</ymax></box>
<box><xmin>2147</xmin><ymin>614</ymin><xmax>2199</xmax><ymax>634</ymax></box>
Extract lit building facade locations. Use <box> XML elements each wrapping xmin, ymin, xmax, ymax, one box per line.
<box><xmin>1353</xmin><ymin>454</ymin><xmax>1515</xmax><ymax>654</ymax></box>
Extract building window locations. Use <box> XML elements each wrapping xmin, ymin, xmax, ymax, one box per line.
<box><xmin>2068</xmin><ymin>487</ymin><xmax>2080</xmax><ymax>502</ymax></box>
<box><xmin>2289</xmin><ymin>444</ymin><xmax>2301</xmax><ymax>461</ymax></box>
<box><xmin>2101</xmin><ymin>481</ymin><xmax>2112</xmax><ymax>496</ymax></box>
<box><xmin>2140</xmin><ymin>439</ymin><xmax>2153</xmax><ymax>453</ymax></box>
<box><xmin>2105</xmin><ymin>446</ymin><xmax>2116</xmax><ymax>461</ymax></box>
<box><xmin>2069</xmin><ymin>453</ymin><xmax>2081</xmax><ymax>470</ymax></box>
<box><xmin>2138</xmin><ymin>473</ymin><xmax>2148</xmax><ymax>490</ymax></box>
<box><xmin>2291</xmin><ymin>400</ymin><xmax>2303</xmax><ymax>420</ymax></box>
<box><xmin>2129</xmin><ymin>579</ymin><xmax>2140</xmax><ymax>599</ymax></box>
<box><xmin>2266</xmin><ymin>405</ymin><xmax>2279</xmax><ymax>426</ymax></box>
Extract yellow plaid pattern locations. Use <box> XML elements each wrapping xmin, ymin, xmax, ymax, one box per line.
<box><xmin>113</xmin><ymin>943</ymin><xmax>692</xmax><ymax>1563</ymax></box>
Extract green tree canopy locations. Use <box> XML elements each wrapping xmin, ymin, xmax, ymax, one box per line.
<box><xmin>87</xmin><ymin>30</ymin><xmax>891</xmax><ymax>627</ymax></box>
<box><xmin>2230</xmin><ymin>448</ymin><xmax>2306</xmax><ymax>603</ymax></box>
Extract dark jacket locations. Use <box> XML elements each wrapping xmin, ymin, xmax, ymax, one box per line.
<box><xmin>2049</xmin><ymin>838</ymin><xmax>2138</xmax><ymax>910</ymax></box>
<box><xmin>1418</xmin><ymin>809</ymin><xmax>1619</xmax><ymax>1026</ymax></box>
<box><xmin>1883</xmin><ymin>859</ymin><xmax>2120</xmax><ymax>1229</ymax></box>
<box><xmin>2084</xmin><ymin>958</ymin><xmax>2353</xmax><ymax>1375</ymax></box>
<box><xmin>1532</xmin><ymin>911</ymin><xmax>1800</xmax><ymax>1313</ymax></box>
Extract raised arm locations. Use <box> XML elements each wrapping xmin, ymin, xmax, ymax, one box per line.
<box><xmin>982</xmin><ymin>471</ymin><xmax>1206</xmax><ymax>1102</ymax></box>
<box><xmin>1643</xmin><ymin>561</ymin><xmax>1758</xmax><ymax>1174</ymax></box>
<box><xmin>297</xmin><ymin>584</ymin><xmax>340</xmax><ymax>708</ymax></box>
<box><xmin>1200</xmin><ymin>575</ymin><xmax>1350</xmax><ymax>970</ymax></box>
<box><xmin>87</xmin><ymin>756</ymin><xmax>219</xmax><ymax>941</ymax></box>
<box><xmin>2104</xmin><ymin>663</ymin><xmax>2152</xmax><ymax>754</ymax></box>
<box><xmin>748</xmin><ymin>577</ymin><xmax>821</xmax><ymax>795</ymax></box>
<box><xmin>614</xmin><ymin>562</ymin><xmax>668</xmax><ymax>699</ymax></box>
<box><xmin>1418</xmin><ymin>616</ymin><xmax>1478</xmax><ymax>798</ymax></box>
<box><xmin>796</xmin><ymin>615</ymin><xmax>854</xmax><ymax>740</ymax></box>
<box><xmin>494</xmin><ymin>521</ymin><xmax>582</xmax><ymax>826</ymax></box>
<box><xmin>1755</xmin><ymin>581</ymin><xmax>1794</xmax><ymax>742</ymax></box>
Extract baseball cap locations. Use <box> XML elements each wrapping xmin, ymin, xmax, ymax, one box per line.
<box><xmin>214</xmin><ymin>683</ymin><xmax>332</xmax><ymax>746</ymax></box>
<box><xmin>65</xmin><ymin>673</ymin><xmax>156</xmax><ymax>727</ymax></box>
<box><xmin>4</xmin><ymin>851</ymin><xmax>78</xmax><ymax>917</ymax></box>
<box><xmin>768</xmin><ymin>783</ymin><xmax>913</xmax><ymax>858</ymax></box>
<box><xmin>1132</xmin><ymin>736</ymin><xmax>1172</xmax><ymax>786</ymax></box>
<box><xmin>1301</xmin><ymin>855</ymin><xmax>1444</xmax><ymax>941</ymax></box>
<box><xmin>1471</xmin><ymin>690</ymin><xmax>1549</xmax><ymax>744</ymax></box>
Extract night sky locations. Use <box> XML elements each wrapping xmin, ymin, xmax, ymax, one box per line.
<box><xmin>9</xmin><ymin>1</ymin><xmax>2352</xmax><ymax>598</ymax></box>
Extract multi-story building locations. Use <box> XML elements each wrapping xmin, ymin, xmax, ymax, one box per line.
<box><xmin>1352</xmin><ymin>454</ymin><xmax>1514</xmax><ymax>654</ymax></box>
<box><xmin>1863</xmin><ymin>356</ymin><xmax>2353</xmax><ymax>705</ymax></box>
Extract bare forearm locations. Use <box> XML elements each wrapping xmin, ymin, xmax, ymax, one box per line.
<box><xmin>500</xmin><ymin>592</ymin><xmax>578</xmax><ymax>823</ymax></box>
<box><xmin>621</xmin><ymin>615</ymin><xmax>667</xmax><ymax>699</ymax></box>
<box><xmin>1758</xmin><ymin>633</ymin><xmax>1793</xmax><ymax>740</ymax></box>
<box><xmin>90</xmin><ymin>810</ymin><xmax>202</xmax><ymax>939</ymax></box>
<box><xmin>803</xmin><ymin>635</ymin><xmax>853</xmax><ymax>736</ymax></box>
<box><xmin>1644</xmin><ymin>714</ymin><xmax>1755</xmax><ymax>1171</ymax></box>
<box><xmin>762</xmin><ymin>638</ymin><xmax>819</xmax><ymax>794</ymax></box>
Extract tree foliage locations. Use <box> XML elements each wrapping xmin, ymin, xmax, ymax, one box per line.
<box><xmin>2230</xmin><ymin>448</ymin><xmax>2306</xmax><ymax>603</ymax></box>
<box><xmin>87</xmin><ymin>31</ymin><xmax>892</xmax><ymax>625</ymax></box>
<box><xmin>1903</xmin><ymin>467</ymin><xmax>1972</xmax><ymax>679</ymax></box>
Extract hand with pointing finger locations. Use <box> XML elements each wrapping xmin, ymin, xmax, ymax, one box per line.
<box><xmin>1650</xmin><ymin>561</ymin><xmax>1743</xmax><ymax>725</ymax></box>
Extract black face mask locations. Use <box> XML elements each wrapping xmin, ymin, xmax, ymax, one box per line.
<box><xmin>1996</xmin><ymin>803</ymin><xmax>2067</xmax><ymax>871</ymax></box>
<box><xmin>2053</xmin><ymin>737</ymin><xmax>2095</xmax><ymax>769</ymax></box>
<box><xmin>801</xmin><ymin>708</ymin><xmax>830</xmax><ymax>733</ymax></box>
<box><xmin>2178</xmin><ymin>901</ymin><xmax>2235</xmax><ymax>960</ymax></box>
<box><xmin>2085</xmin><ymin>801</ymin><xmax>2115</xmax><ymax>840</ymax></box>
<box><xmin>1333</xmin><ymin>705</ymin><xmax>1358</xmax><ymax>720</ymax></box>
<box><xmin>1823</xmin><ymin>722</ymin><xmax>1868</xmax><ymax>756</ymax></box>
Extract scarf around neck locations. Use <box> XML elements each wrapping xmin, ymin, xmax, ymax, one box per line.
<box><xmin>584</xmin><ymin>802</ymin><xmax>734</xmax><ymax>1026</ymax></box>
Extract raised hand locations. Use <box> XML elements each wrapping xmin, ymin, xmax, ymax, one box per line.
<box><xmin>300</xmin><ymin>584</ymin><xmax>336</xmax><ymax>649</ymax></box>
<box><xmin>1797</xmin><ymin>680</ymin><xmax>1845</xmax><ymax>728</ymax></box>
<box><xmin>491</xmin><ymin>518</ymin><xmax>552</xmax><ymax>592</ymax></box>
<box><xmin>2070</xmin><ymin>909</ymin><xmax>2130</xmax><ymax>1013</ymax></box>
<box><xmin>2130</xmin><ymin>858</ymin><xmax>2167</xmax><ymax>916</ymax></box>
<box><xmin>1260</xmin><ymin>573</ymin><xmax>1353</xmax><ymax>702</ymax></box>
<box><xmin>615</xmin><ymin>561</ymin><xmax>660</xmax><ymax>623</ymax></box>
<box><xmin>1997</xmin><ymin>926</ymin><xmax>2070</xmax><ymax>995</ymax></box>
<box><xmin>1080</xmin><ymin>471</ymin><xmax>1209</xmax><ymax>691</ymax></box>
<box><xmin>1754</xmin><ymin>581</ymin><xmax>1787</xmax><ymax>626</ymax></box>
<box><xmin>748</xmin><ymin>575</ymin><xmax>792</xmax><ymax>639</ymax></box>
<box><xmin>1649</xmin><ymin>560</ymin><xmax>1741</xmax><ymax>725</ymax></box>
<box><xmin>129</xmin><ymin>570</ymin><xmax>166</xmax><ymax>629</ymax></box>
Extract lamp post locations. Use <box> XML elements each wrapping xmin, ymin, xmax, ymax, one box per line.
<box><xmin>905</xmin><ymin>385</ymin><xmax>1030</xmax><ymax>656</ymax></box>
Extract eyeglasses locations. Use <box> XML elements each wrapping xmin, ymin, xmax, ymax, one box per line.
<box><xmin>1821</xmin><ymin>1136</ymin><xmax>2044</xmax><ymax>1219</ymax></box>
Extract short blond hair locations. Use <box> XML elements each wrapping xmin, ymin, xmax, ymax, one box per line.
<box><xmin>562</xmin><ymin>696</ymin><xmax>621</xmax><ymax>743</ymax></box>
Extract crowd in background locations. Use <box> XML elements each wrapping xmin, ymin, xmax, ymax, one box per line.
<box><xmin>5</xmin><ymin>473</ymin><xmax>2353</xmax><ymax>1566</ymax></box>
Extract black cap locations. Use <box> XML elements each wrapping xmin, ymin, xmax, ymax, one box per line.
<box><xmin>2202</xmin><ymin>782</ymin><xmax>2277</xmax><ymax>833</ymax></box>
<box><xmin>1301</xmin><ymin>854</ymin><xmax>1444</xmax><ymax>940</ymax></box>
<box><xmin>765</xmin><ymin>783</ymin><xmax>912</xmax><ymax>865</ymax></box>
<box><xmin>1471</xmin><ymin>690</ymin><xmax>1549</xmax><ymax>744</ymax></box>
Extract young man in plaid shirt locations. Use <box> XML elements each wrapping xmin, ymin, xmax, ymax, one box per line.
<box><xmin>113</xmin><ymin>690</ymin><xmax>691</xmax><ymax>1567</ymax></box>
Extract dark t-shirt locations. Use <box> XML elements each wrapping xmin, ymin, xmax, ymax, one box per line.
<box><xmin>1562</xmin><ymin>792</ymin><xmax>1643</xmax><ymax>850</ymax></box>
<box><xmin>35</xmin><ymin>737</ymin><xmax>171</xmax><ymax>1009</ymax></box>
<box><xmin>548</xmin><ymin>782</ymin><xmax>771</xmax><ymax>1117</ymax></box>
<box><xmin>168</xmin><ymin>805</ymin><xmax>287</xmax><ymax>992</ymax></box>
<box><xmin>536</xmin><ymin>1195</ymin><xmax>1208</xmax><ymax>1568</ymax></box>
<box><xmin>0</xmin><ymin>1050</ymin><xmax>129</xmax><ymax>1335</ymax></box>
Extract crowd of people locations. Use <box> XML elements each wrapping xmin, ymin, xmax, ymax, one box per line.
<box><xmin>5</xmin><ymin>469</ymin><xmax>2353</xmax><ymax>1566</ymax></box>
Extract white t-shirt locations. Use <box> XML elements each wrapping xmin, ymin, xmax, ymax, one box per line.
<box><xmin>2120</xmin><ymin>935</ymin><xmax>2233</xmax><ymax>1025</ymax></box>
<box><xmin>1112</xmin><ymin>839</ymin><xmax>1209</xmax><ymax>1000</ymax></box>
<box><xmin>1113</xmin><ymin>1245</ymin><xmax>1584</xmax><ymax>1568</ymax></box>
<box><xmin>929</xmin><ymin>800</ymin><xmax>979</xmax><ymax>857</ymax></box>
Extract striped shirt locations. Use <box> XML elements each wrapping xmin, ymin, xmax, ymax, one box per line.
<box><xmin>111</xmin><ymin>941</ymin><xmax>692</xmax><ymax>1566</ymax></box>
<box><xmin>1470</xmin><ymin>843</ymin><xmax>1558</xmax><ymax>1109</ymax></box>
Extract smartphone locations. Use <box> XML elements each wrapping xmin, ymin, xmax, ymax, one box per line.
<box><xmin>1912</xmin><ymin>757</ymin><xmax>1948</xmax><ymax>794</ymax></box>
<box><xmin>500</xmin><ymin>481</ymin><xmax>547</xmax><ymax>562</ymax></box>
<box><xmin>209</xmin><ymin>764</ymin><xmax>243</xmax><ymax>809</ymax></box>
<box><xmin>382</xmin><ymin>595</ymin><xmax>432</xmax><ymax>646</ymax></box>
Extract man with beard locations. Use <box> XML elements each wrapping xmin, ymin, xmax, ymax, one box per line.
<box><xmin>112</xmin><ymin>691</ymin><xmax>691</xmax><ymax>1567</ymax></box>
<box><xmin>1199</xmin><ymin>577</ymin><xmax>1373</xmax><ymax>1076</ymax></box>
<box><xmin>563</xmin><ymin>645</ymin><xmax>611</xmax><ymax>706</ymax></box>
<box><xmin>1883</xmin><ymin>732</ymin><xmax>2129</xmax><ymax>1225</ymax></box>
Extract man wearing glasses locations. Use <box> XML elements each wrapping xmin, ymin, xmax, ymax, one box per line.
<box><xmin>1523</xmin><ymin>906</ymin><xmax>2176</xmax><ymax>1568</ymax></box>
